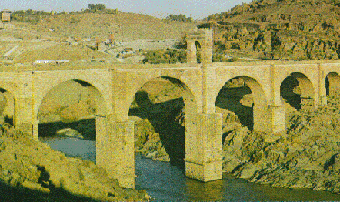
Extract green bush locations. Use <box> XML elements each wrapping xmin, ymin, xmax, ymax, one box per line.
<box><xmin>142</xmin><ymin>49</ymin><xmax>187</xmax><ymax>64</ymax></box>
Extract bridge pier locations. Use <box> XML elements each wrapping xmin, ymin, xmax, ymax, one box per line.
<box><xmin>96</xmin><ymin>115</ymin><xmax>135</xmax><ymax>188</ymax></box>
<box><xmin>185</xmin><ymin>113</ymin><xmax>223</xmax><ymax>182</ymax></box>
<box><xmin>14</xmin><ymin>97</ymin><xmax>34</xmax><ymax>136</ymax></box>
<box><xmin>253</xmin><ymin>104</ymin><xmax>286</xmax><ymax>134</ymax></box>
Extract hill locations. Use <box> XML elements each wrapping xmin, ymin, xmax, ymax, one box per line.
<box><xmin>0</xmin><ymin>11</ymin><xmax>196</xmax><ymax>64</ymax></box>
<box><xmin>13</xmin><ymin>12</ymin><xmax>196</xmax><ymax>41</ymax></box>
<box><xmin>202</xmin><ymin>0</ymin><xmax>340</xmax><ymax>60</ymax></box>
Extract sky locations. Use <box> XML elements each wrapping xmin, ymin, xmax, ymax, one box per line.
<box><xmin>0</xmin><ymin>0</ymin><xmax>252</xmax><ymax>19</ymax></box>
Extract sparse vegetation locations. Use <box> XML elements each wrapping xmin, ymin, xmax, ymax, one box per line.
<box><xmin>165</xmin><ymin>14</ymin><xmax>193</xmax><ymax>23</ymax></box>
<box><xmin>142</xmin><ymin>49</ymin><xmax>187</xmax><ymax>64</ymax></box>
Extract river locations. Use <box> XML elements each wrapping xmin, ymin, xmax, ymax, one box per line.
<box><xmin>42</xmin><ymin>137</ymin><xmax>340</xmax><ymax>201</ymax></box>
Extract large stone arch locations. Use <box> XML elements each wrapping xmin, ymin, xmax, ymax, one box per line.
<box><xmin>33</xmin><ymin>70</ymin><xmax>112</xmax><ymax>122</ymax></box>
<box><xmin>325</xmin><ymin>72</ymin><xmax>340</xmax><ymax>97</ymax></box>
<box><xmin>128</xmin><ymin>75</ymin><xmax>198</xmax><ymax>165</ymax></box>
<box><xmin>280</xmin><ymin>72</ymin><xmax>315</xmax><ymax>110</ymax></box>
<box><xmin>36</xmin><ymin>79</ymin><xmax>108</xmax><ymax>140</ymax></box>
<box><xmin>117</xmin><ymin>70</ymin><xmax>201</xmax><ymax>121</ymax></box>
<box><xmin>127</xmin><ymin>75</ymin><xmax>198</xmax><ymax>117</ymax></box>
<box><xmin>215</xmin><ymin>75</ymin><xmax>270</xmax><ymax>133</ymax></box>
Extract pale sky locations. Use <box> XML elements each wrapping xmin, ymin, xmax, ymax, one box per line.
<box><xmin>0</xmin><ymin>0</ymin><xmax>252</xmax><ymax>19</ymax></box>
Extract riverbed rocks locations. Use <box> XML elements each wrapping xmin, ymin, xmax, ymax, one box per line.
<box><xmin>56</xmin><ymin>128</ymin><xmax>84</xmax><ymax>139</ymax></box>
<box><xmin>0</xmin><ymin>124</ymin><xmax>149</xmax><ymax>201</ymax></box>
<box><xmin>134</xmin><ymin>118</ymin><xmax>170</xmax><ymax>162</ymax></box>
<box><xmin>222</xmin><ymin>96</ymin><xmax>340</xmax><ymax>194</ymax></box>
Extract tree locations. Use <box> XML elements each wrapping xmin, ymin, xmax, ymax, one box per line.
<box><xmin>88</xmin><ymin>4</ymin><xmax>106</xmax><ymax>12</ymax></box>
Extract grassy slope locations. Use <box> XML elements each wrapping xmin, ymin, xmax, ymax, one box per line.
<box><xmin>17</xmin><ymin>12</ymin><xmax>196</xmax><ymax>41</ymax></box>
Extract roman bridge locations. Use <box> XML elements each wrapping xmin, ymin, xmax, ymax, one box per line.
<box><xmin>2</xmin><ymin>30</ymin><xmax>340</xmax><ymax>188</ymax></box>
<box><xmin>1</xmin><ymin>60</ymin><xmax>340</xmax><ymax>188</ymax></box>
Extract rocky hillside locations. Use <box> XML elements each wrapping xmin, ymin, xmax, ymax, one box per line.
<box><xmin>13</xmin><ymin>12</ymin><xmax>196</xmax><ymax>41</ymax></box>
<box><xmin>202</xmin><ymin>0</ymin><xmax>340</xmax><ymax>60</ymax></box>
<box><xmin>1</xmin><ymin>11</ymin><xmax>195</xmax><ymax>64</ymax></box>
<box><xmin>0</xmin><ymin>124</ymin><xmax>149</xmax><ymax>201</ymax></box>
<box><xmin>224</xmin><ymin>95</ymin><xmax>340</xmax><ymax>194</ymax></box>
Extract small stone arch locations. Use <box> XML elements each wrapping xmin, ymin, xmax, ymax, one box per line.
<box><xmin>215</xmin><ymin>76</ymin><xmax>270</xmax><ymax>133</ymax></box>
<box><xmin>37</xmin><ymin>79</ymin><xmax>108</xmax><ymax>140</ymax></box>
<box><xmin>325</xmin><ymin>72</ymin><xmax>340</xmax><ymax>97</ymax></box>
<box><xmin>280</xmin><ymin>72</ymin><xmax>315</xmax><ymax>110</ymax></box>
<box><xmin>186</xmin><ymin>29</ymin><xmax>213</xmax><ymax>64</ymax></box>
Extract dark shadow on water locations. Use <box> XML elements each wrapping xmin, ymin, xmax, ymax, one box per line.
<box><xmin>38</xmin><ymin>119</ymin><xmax>96</xmax><ymax>140</ymax></box>
<box><xmin>280</xmin><ymin>76</ymin><xmax>301</xmax><ymax>110</ymax></box>
<box><xmin>129</xmin><ymin>91</ymin><xmax>185</xmax><ymax>169</ymax></box>
<box><xmin>215</xmin><ymin>86</ymin><xmax>254</xmax><ymax>130</ymax></box>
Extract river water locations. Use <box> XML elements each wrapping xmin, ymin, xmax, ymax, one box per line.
<box><xmin>42</xmin><ymin>137</ymin><xmax>340</xmax><ymax>201</ymax></box>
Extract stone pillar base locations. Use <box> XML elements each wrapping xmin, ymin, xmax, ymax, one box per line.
<box><xmin>269</xmin><ymin>105</ymin><xmax>286</xmax><ymax>134</ymax></box>
<box><xmin>185</xmin><ymin>160</ymin><xmax>223</xmax><ymax>182</ymax></box>
<box><xmin>96</xmin><ymin>116</ymin><xmax>135</xmax><ymax>188</ymax></box>
<box><xmin>185</xmin><ymin>113</ymin><xmax>222</xmax><ymax>182</ymax></box>
<box><xmin>15</xmin><ymin>123</ymin><xmax>32</xmax><ymax>136</ymax></box>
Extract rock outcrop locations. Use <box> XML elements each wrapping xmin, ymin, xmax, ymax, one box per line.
<box><xmin>0</xmin><ymin>124</ymin><xmax>149</xmax><ymax>201</ymax></box>
<box><xmin>223</xmin><ymin>95</ymin><xmax>340</xmax><ymax>194</ymax></box>
<box><xmin>203</xmin><ymin>0</ymin><xmax>340</xmax><ymax>61</ymax></box>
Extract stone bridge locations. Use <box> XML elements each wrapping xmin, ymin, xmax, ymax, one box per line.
<box><xmin>2</xmin><ymin>29</ymin><xmax>340</xmax><ymax>188</ymax></box>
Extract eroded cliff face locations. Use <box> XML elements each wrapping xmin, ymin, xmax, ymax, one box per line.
<box><xmin>203</xmin><ymin>0</ymin><xmax>340</xmax><ymax>60</ymax></box>
<box><xmin>0</xmin><ymin>125</ymin><xmax>149</xmax><ymax>201</ymax></box>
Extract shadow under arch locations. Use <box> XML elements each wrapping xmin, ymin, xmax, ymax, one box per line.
<box><xmin>215</xmin><ymin>76</ymin><xmax>268</xmax><ymax>142</ymax></box>
<box><xmin>0</xmin><ymin>87</ymin><xmax>15</xmax><ymax>126</ymax></box>
<box><xmin>280</xmin><ymin>72</ymin><xmax>315</xmax><ymax>110</ymax></box>
<box><xmin>37</xmin><ymin>79</ymin><xmax>107</xmax><ymax>141</ymax></box>
<box><xmin>128</xmin><ymin>76</ymin><xmax>197</xmax><ymax>169</ymax></box>
<box><xmin>325</xmin><ymin>72</ymin><xmax>340</xmax><ymax>97</ymax></box>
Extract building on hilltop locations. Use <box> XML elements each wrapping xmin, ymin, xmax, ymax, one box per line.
<box><xmin>2</xmin><ymin>9</ymin><xmax>11</xmax><ymax>22</ymax></box>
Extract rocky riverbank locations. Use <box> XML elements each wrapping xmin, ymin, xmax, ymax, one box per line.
<box><xmin>225</xmin><ymin>95</ymin><xmax>340</xmax><ymax>194</ymax></box>
<box><xmin>134</xmin><ymin>95</ymin><xmax>340</xmax><ymax>195</ymax></box>
<box><xmin>0</xmin><ymin>124</ymin><xmax>149</xmax><ymax>201</ymax></box>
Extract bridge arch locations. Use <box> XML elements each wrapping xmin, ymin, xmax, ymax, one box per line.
<box><xmin>325</xmin><ymin>72</ymin><xmax>340</xmax><ymax>97</ymax></box>
<box><xmin>215</xmin><ymin>75</ymin><xmax>270</xmax><ymax>133</ymax></box>
<box><xmin>33</xmin><ymin>71</ymin><xmax>112</xmax><ymax>121</ymax></box>
<box><xmin>125</xmin><ymin>74</ymin><xmax>199</xmax><ymax>120</ymax></box>
<box><xmin>128</xmin><ymin>75</ymin><xmax>198</xmax><ymax>167</ymax></box>
<box><xmin>280</xmin><ymin>72</ymin><xmax>315</xmax><ymax>110</ymax></box>
<box><xmin>37</xmin><ymin>79</ymin><xmax>108</xmax><ymax>140</ymax></box>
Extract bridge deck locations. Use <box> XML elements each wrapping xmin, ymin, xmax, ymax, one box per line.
<box><xmin>1</xmin><ymin>60</ymin><xmax>340</xmax><ymax>72</ymax></box>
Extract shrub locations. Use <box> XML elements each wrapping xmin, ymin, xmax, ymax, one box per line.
<box><xmin>142</xmin><ymin>49</ymin><xmax>187</xmax><ymax>64</ymax></box>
